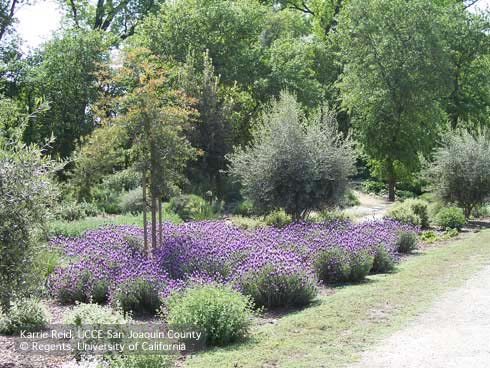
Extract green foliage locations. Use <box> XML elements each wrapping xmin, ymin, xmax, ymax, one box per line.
<box><xmin>238</xmin><ymin>264</ymin><xmax>318</xmax><ymax>309</ymax></box>
<box><xmin>228</xmin><ymin>91</ymin><xmax>356</xmax><ymax>220</ymax></box>
<box><xmin>341</xmin><ymin>190</ymin><xmax>360</xmax><ymax>208</ymax></box>
<box><xmin>387</xmin><ymin>199</ymin><xmax>429</xmax><ymax>227</ymax></box>
<box><xmin>441</xmin><ymin>227</ymin><xmax>459</xmax><ymax>239</ymax></box>
<box><xmin>0</xmin><ymin>109</ymin><xmax>59</xmax><ymax>311</ymax></box>
<box><xmin>434</xmin><ymin>207</ymin><xmax>466</xmax><ymax>230</ymax></box>
<box><xmin>361</xmin><ymin>180</ymin><xmax>386</xmax><ymax>195</ymax></box>
<box><xmin>165</xmin><ymin>284</ymin><xmax>255</xmax><ymax>346</ymax></box>
<box><xmin>0</xmin><ymin>299</ymin><xmax>50</xmax><ymax>335</ymax></box>
<box><xmin>111</xmin><ymin>278</ymin><xmax>161</xmax><ymax>316</ymax></box>
<box><xmin>424</xmin><ymin>130</ymin><xmax>490</xmax><ymax>218</ymax></box>
<box><xmin>107</xmin><ymin>355</ymin><xmax>175</xmax><ymax>368</ymax></box>
<box><xmin>371</xmin><ymin>245</ymin><xmax>395</xmax><ymax>274</ymax></box>
<box><xmin>229</xmin><ymin>216</ymin><xmax>266</xmax><ymax>230</ymax></box>
<box><xmin>348</xmin><ymin>250</ymin><xmax>375</xmax><ymax>283</ymax></box>
<box><xmin>337</xmin><ymin>0</ymin><xmax>450</xmax><ymax>200</ymax></box>
<box><xmin>396</xmin><ymin>231</ymin><xmax>418</xmax><ymax>253</ymax></box>
<box><xmin>314</xmin><ymin>247</ymin><xmax>351</xmax><ymax>284</ymax></box>
<box><xmin>264</xmin><ymin>209</ymin><xmax>292</xmax><ymax>228</ymax></box>
<box><xmin>472</xmin><ymin>204</ymin><xmax>490</xmax><ymax>219</ymax></box>
<box><xmin>55</xmin><ymin>201</ymin><xmax>99</xmax><ymax>221</ymax></box>
<box><xmin>118</xmin><ymin>188</ymin><xmax>145</xmax><ymax>214</ymax></box>
<box><xmin>168</xmin><ymin>194</ymin><xmax>215</xmax><ymax>221</ymax></box>
<box><xmin>314</xmin><ymin>209</ymin><xmax>351</xmax><ymax>223</ymax></box>
<box><xmin>230</xmin><ymin>199</ymin><xmax>255</xmax><ymax>216</ymax></box>
<box><xmin>420</xmin><ymin>230</ymin><xmax>439</xmax><ymax>243</ymax></box>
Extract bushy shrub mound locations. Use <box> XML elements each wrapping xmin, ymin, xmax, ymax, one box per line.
<box><xmin>396</xmin><ymin>231</ymin><xmax>418</xmax><ymax>253</ymax></box>
<box><xmin>234</xmin><ymin>248</ymin><xmax>318</xmax><ymax>308</ymax></box>
<box><xmin>314</xmin><ymin>246</ymin><xmax>351</xmax><ymax>283</ymax></box>
<box><xmin>434</xmin><ymin>207</ymin><xmax>466</xmax><ymax>230</ymax></box>
<box><xmin>0</xmin><ymin>299</ymin><xmax>50</xmax><ymax>335</ymax></box>
<box><xmin>347</xmin><ymin>249</ymin><xmax>374</xmax><ymax>282</ymax></box>
<box><xmin>424</xmin><ymin>130</ymin><xmax>490</xmax><ymax>218</ymax></box>
<box><xmin>371</xmin><ymin>244</ymin><xmax>395</xmax><ymax>274</ymax></box>
<box><xmin>264</xmin><ymin>209</ymin><xmax>292</xmax><ymax>228</ymax></box>
<box><xmin>110</xmin><ymin>276</ymin><xmax>164</xmax><ymax>316</ymax></box>
<box><xmin>118</xmin><ymin>188</ymin><xmax>145</xmax><ymax>214</ymax></box>
<box><xmin>230</xmin><ymin>199</ymin><xmax>254</xmax><ymax>216</ymax></box>
<box><xmin>165</xmin><ymin>284</ymin><xmax>254</xmax><ymax>346</ymax></box>
<box><xmin>168</xmin><ymin>194</ymin><xmax>215</xmax><ymax>221</ymax></box>
<box><xmin>387</xmin><ymin>199</ymin><xmax>429</xmax><ymax>227</ymax></box>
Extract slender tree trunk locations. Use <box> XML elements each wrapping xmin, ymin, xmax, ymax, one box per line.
<box><xmin>151</xmin><ymin>194</ymin><xmax>157</xmax><ymax>250</ymax></box>
<box><xmin>386</xmin><ymin>160</ymin><xmax>396</xmax><ymax>202</ymax></box>
<box><xmin>142</xmin><ymin>171</ymin><xmax>148</xmax><ymax>253</ymax></box>
<box><xmin>158</xmin><ymin>198</ymin><xmax>162</xmax><ymax>246</ymax></box>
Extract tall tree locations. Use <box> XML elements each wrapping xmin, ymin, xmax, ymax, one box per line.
<box><xmin>0</xmin><ymin>0</ymin><xmax>25</xmax><ymax>42</ymax></box>
<box><xmin>60</xmin><ymin>0</ymin><xmax>160</xmax><ymax>40</ymax></box>
<box><xmin>337</xmin><ymin>0</ymin><xmax>451</xmax><ymax>201</ymax></box>
<box><xmin>21</xmin><ymin>29</ymin><xmax>109</xmax><ymax>159</ymax></box>
<box><xmin>102</xmin><ymin>48</ymin><xmax>196</xmax><ymax>251</ymax></box>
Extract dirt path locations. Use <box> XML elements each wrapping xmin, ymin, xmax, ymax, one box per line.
<box><xmin>350</xmin><ymin>265</ymin><xmax>490</xmax><ymax>368</ymax></box>
<box><xmin>346</xmin><ymin>191</ymin><xmax>393</xmax><ymax>222</ymax></box>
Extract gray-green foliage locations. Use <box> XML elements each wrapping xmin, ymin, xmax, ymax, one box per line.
<box><xmin>0</xmin><ymin>299</ymin><xmax>50</xmax><ymax>335</ymax></box>
<box><xmin>396</xmin><ymin>231</ymin><xmax>418</xmax><ymax>253</ymax></box>
<box><xmin>387</xmin><ymin>199</ymin><xmax>430</xmax><ymax>227</ymax></box>
<box><xmin>424</xmin><ymin>130</ymin><xmax>490</xmax><ymax>218</ymax></box>
<box><xmin>227</xmin><ymin>91</ymin><xmax>356</xmax><ymax>220</ymax></box>
<box><xmin>0</xmin><ymin>102</ymin><xmax>59</xmax><ymax>311</ymax></box>
<box><xmin>434</xmin><ymin>206</ymin><xmax>466</xmax><ymax>230</ymax></box>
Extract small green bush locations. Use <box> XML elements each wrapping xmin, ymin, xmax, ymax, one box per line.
<box><xmin>168</xmin><ymin>194</ymin><xmax>215</xmax><ymax>221</ymax></box>
<box><xmin>371</xmin><ymin>245</ymin><xmax>395</xmax><ymax>274</ymax></box>
<box><xmin>165</xmin><ymin>284</ymin><xmax>254</xmax><ymax>346</ymax></box>
<box><xmin>64</xmin><ymin>303</ymin><xmax>127</xmax><ymax>360</ymax></box>
<box><xmin>314</xmin><ymin>209</ymin><xmax>351</xmax><ymax>222</ymax></box>
<box><xmin>441</xmin><ymin>227</ymin><xmax>459</xmax><ymax>239</ymax></box>
<box><xmin>387</xmin><ymin>198</ymin><xmax>429</xmax><ymax>227</ymax></box>
<box><xmin>362</xmin><ymin>180</ymin><xmax>385</xmax><ymax>194</ymax></box>
<box><xmin>348</xmin><ymin>249</ymin><xmax>374</xmax><ymax>282</ymax></box>
<box><xmin>56</xmin><ymin>201</ymin><xmax>99</xmax><ymax>221</ymax></box>
<box><xmin>118</xmin><ymin>187</ymin><xmax>145</xmax><ymax>214</ymax></box>
<box><xmin>110</xmin><ymin>278</ymin><xmax>162</xmax><ymax>316</ymax></box>
<box><xmin>231</xmin><ymin>199</ymin><xmax>254</xmax><ymax>216</ymax></box>
<box><xmin>264</xmin><ymin>209</ymin><xmax>292</xmax><ymax>228</ymax></box>
<box><xmin>434</xmin><ymin>207</ymin><xmax>466</xmax><ymax>230</ymax></box>
<box><xmin>396</xmin><ymin>231</ymin><xmax>418</xmax><ymax>253</ymax></box>
<box><xmin>314</xmin><ymin>246</ymin><xmax>351</xmax><ymax>284</ymax></box>
<box><xmin>420</xmin><ymin>230</ymin><xmax>438</xmax><ymax>243</ymax></box>
<box><xmin>0</xmin><ymin>299</ymin><xmax>50</xmax><ymax>335</ymax></box>
<box><xmin>229</xmin><ymin>216</ymin><xmax>266</xmax><ymax>230</ymax></box>
<box><xmin>472</xmin><ymin>204</ymin><xmax>490</xmax><ymax>219</ymax></box>
<box><xmin>238</xmin><ymin>264</ymin><xmax>317</xmax><ymax>309</ymax></box>
<box><xmin>340</xmin><ymin>190</ymin><xmax>360</xmax><ymax>208</ymax></box>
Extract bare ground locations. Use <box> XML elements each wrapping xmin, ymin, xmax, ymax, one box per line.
<box><xmin>350</xmin><ymin>265</ymin><xmax>490</xmax><ymax>368</ymax></box>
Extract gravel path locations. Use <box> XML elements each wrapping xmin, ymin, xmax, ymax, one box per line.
<box><xmin>346</xmin><ymin>191</ymin><xmax>393</xmax><ymax>222</ymax></box>
<box><xmin>351</xmin><ymin>265</ymin><xmax>490</xmax><ymax>368</ymax></box>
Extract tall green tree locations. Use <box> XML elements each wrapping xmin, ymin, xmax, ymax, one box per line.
<box><xmin>21</xmin><ymin>29</ymin><xmax>109</xmax><ymax>159</ymax></box>
<box><xmin>103</xmin><ymin>48</ymin><xmax>196</xmax><ymax>250</ymax></box>
<box><xmin>337</xmin><ymin>0</ymin><xmax>451</xmax><ymax>201</ymax></box>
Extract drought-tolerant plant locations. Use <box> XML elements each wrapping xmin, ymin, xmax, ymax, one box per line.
<box><xmin>234</xmin><ymin>249</ymin><xmax>318</xmax><ymax>308</ymax></box>
<box><xmin>371</xmin><ymin>244</ymin><xmax>395</xmax><ymax>274</ymax></box>
<box><xmin>118</xmin><ymin>188</ymin><xmax>145</xmax><ymax>214</ymax></box>
<box><xmin>110</xmin><ymin>277</ymin><xmax>163</xmax><ymax>316</ymax></box>
<box><xmin>165</xmin><ymin>284</ymin><xmax>254</xmax><ymax>346</ymax></box>
<box><xmin>424</xmin><ymin>129</ymin><xmax>490</xmax><ymax>218</ymax></box>
<box><xmin>314</xmin><ymin>246</ymin><xmax>351</xmax><ymax>284</ymax></box>
<box><xmin>396</xmin><ymin>231</ymin><xmax>418</xmax><ymax>253</ymax></box>
<box><xmin>347</xmin><ymin>249</ymin><xmax>374</xmax><ymax>282</ymax></box>
<box><xmin>228</xmin><ymin>91</ymin><xmax>356</xmax><ymax>220</ymax></box>
<box><xmin>420</xmin><ymin>230</ymin><xmax>438</xmax><ymax>243</ymax></box>
<box><xmin>264</xmin><ymin>209</ymin><xmax>292</xmax><ymax>228</ymax></box>
<box><xmin>387</xmin><ymin>199</ymin><xmax>429</xmax><ymax>227</ymax></box>
<box><xmin>361</xmin><ymin>180</ymin><xmax>386</xmax><ymax>194</ymax></box>
<box><xmin>0</xmin><ymin>299</ymin><xmax>50</xmax><ymax>335</ymax></box>
<box><xmin>434</xmin><ymin>207</ymin><xmax>466</xmax><ymax>230</ymax></box>
<box><xmin>168</xmin><ymin>194</ymin><xmax>215</xmax><ymax>221</ymax></box>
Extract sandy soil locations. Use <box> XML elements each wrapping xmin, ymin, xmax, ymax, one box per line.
<box><xmin>350</xmin><ymin>265</ymin><xmax>490</xmax><ymax>368</ymax></box>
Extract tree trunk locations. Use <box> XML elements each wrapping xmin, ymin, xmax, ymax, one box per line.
<box><xmin>142</xmin><ymin>171</ymin><xmax>148</xmax><ymax>253</ymax></box>
<box><xmin>151</xmin><ymin>194</ymin><xmax>157</xmax><ymax>250</ymax></box>
<box><xmin>158</xmin><ymin>197</ymin><xmax>162</xmax><ymax>246</ymax></box>
<box><xmin>388</xmin><ymin>178</ymin><xmax>396</xmax><ymax>202</ymax></box>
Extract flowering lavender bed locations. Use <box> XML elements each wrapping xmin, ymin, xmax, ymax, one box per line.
<box><xmin>48</xmin><ymin>220</ymin><xmax>416</xmax><ymax>311</ymax></box>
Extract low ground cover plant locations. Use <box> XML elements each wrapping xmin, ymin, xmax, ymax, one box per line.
<box><xmin>49</xmin><ymin>220</ymin><xmax>417</xmax><ymax>314</ymax></box>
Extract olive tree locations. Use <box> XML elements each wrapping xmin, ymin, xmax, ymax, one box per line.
<box><xmin>424</xmin><ymin>129</ymin><xmax>490</xmax><ymax>218</ymax></box>
<box><xmin>227</xmin><ymin>91</ymin><xmax>356</xmax><ymax>220</ymax></box>
<box><xmin>0</xmin><ymin>100</ymin><xmax>59</xmax><ymax>312</ymax></box>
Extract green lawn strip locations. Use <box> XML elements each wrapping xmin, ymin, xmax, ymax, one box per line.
<box><xmin>183</xmin><ymin>230</ymin><xmax>490</xmax><ymax>368</ymax></box>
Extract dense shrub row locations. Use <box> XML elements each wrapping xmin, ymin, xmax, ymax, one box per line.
<box><xmin>49</xmin><ymin>220</ymin><xmax>417</xmax><ymax>316</ymax></box>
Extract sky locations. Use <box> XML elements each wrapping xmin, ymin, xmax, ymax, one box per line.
<box><xmin>14</xmin><ymin>0</ymin><xmax>490</xmax><ymax>50</ymax></box>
